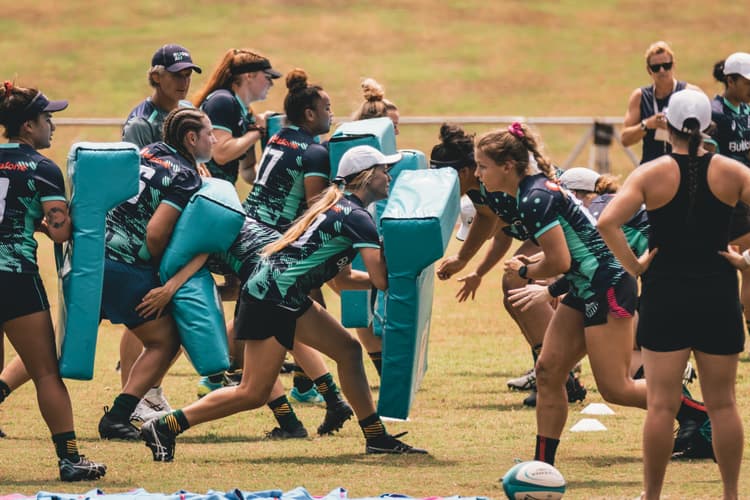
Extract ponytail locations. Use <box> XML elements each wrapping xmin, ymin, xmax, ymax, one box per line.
<box><xmin>476</xmin><ymin>122</ymin><xmax>557</xmax><ymax>182</ymax></box>
<box><xmin>261</xmin><ymin>185</ymin><xmax>343</xmax><ymax>257</ymax></box>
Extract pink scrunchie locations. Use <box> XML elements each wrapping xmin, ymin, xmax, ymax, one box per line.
<box><xmin>508</xmin><ymin>122</ymin><xmax>524</xmax><ymax>139</ymax></box>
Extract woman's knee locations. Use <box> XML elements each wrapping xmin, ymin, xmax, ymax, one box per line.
<box><xmin>535</xmin><ymin>358</ymin><xmax>567</xmax><ymax>388</ymax></box>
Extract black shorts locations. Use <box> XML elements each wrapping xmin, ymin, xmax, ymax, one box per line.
<box><xmin>233</xmin><ymin>292</ymin><xmax>312</xmax><ymax>350</ymax></box>
<box><xmin>637</xmin><ymin>272</ymin><xmax>744</xmax><ymax>354</ymax></box>
<box><xmin>0</xmin><ymin>272</ymin><xmax>49</xmax><ymax>324</ymax></box>
<box><xmin>728</xmin><ymin>202</ymin><xmax>750</xmax><ymax>241</ymax></box>
<box><xmin>561</xmin><ymin>274</ymin><xmax>637</xmax><ymax>327</ymax></box>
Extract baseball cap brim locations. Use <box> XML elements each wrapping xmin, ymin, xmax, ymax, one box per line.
<box><xmin>382</xmin><ymin>152</ymin><xmax>402</xmax><ymax>165</ymax></box>
<box><xmin>264</xmin><ymin>68</ymin><xmax>282</xmax><ymax>79</ymax></box>
<box><xmin>166</xmin><ymin>62</ymin><xmax>203</xmax><ymax>74</ymax></box>
<box><xmin>42</xmin><ymin>99</ymin><xmax>68</xmax><ymax>113</ymax></box>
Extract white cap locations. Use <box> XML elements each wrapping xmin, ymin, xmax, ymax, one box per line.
<box><xmin>456</xmin><ymin>195</ymin><xmax>476</xmax><ymax>241</ymax></box>
<box><xmin>665</xmin><ymin>89</ymin><xmax>712</xmax><ymax>133</ymax></box>
<box><xmin>559</xmin><ymin>167</ymin><xmax>600</xmax><ymax>192</ymax></box>
<box><xmin>336</xmin><ymin>145</ymin><xmax>401</xmax><ymax>181</ymax></box>
<box><xmin>724</xmin><ymin>52</ymin><xmax>750</xmax><ymax>79</ymax></box>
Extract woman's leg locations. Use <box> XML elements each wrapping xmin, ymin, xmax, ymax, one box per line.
<box><xmin>693</xmin><ymin>351</ymin><xmax>742</xmax><ymax>500</ymax></box>
<box><xmin>585</xmin><ymin>316</ymin><xmax>647</xmax><ymax>409</ymax></box>
<box><xmin>0</xmin><ymin>353</ymin><xmax>31</xmax><ymax>393</ymax></box>
<box><xmin>124</xmin><ymin>316</ymin><xmax>181</xmax><ymax>398</ymax></box>
<box><xmin>534</xmin><ymin>304</ymin><xmax>586</xmax><ymax>464</ymax></box>
<box><xmin>295</xmin><ymin>302</ymin><xmax>372</xmax><ymax>417</ymax></box>
<box><xmin>183</xmin><ymin>338</ymin><xmax>288</xmax><ymax>425</ymax></box>
<box><xmin>4</xmin><ymin>311</ymin><xmax>73</xmax><ymax>433</ymax></box>
<box><xmin>639</xmin><ymin>348</ymin><xmax>690</xmax><ymax>500</ymax></box>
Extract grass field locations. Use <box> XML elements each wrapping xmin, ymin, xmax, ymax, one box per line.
<box><xmin>2</xmin><ymin>1</ymin><xmax>750</xmax><ymax>498</ymax></box>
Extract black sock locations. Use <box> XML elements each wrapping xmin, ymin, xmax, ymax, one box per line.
<box><xmin>268</xmin><ymin>395</ymin><xmax>303</xmax><ymax>431</ymax></box>
<box><xmin>532</xmin><ymin>344</ymin><xmax>542</xmax><ymax>364</ymax></box>
<box><xmin>207</xmin><ymin>373</ymin><xmax>224</xmax><ymax>384</ymax></box>
<box><xmin>292</xmin><ymin>365</ymin><xmax>314</xmax><ymax>393</ymax></box>
<box><xmin>314</xmin><ymin>373</ymin><xmax>343</xmax><ymax>407</ymax></box>
<box><xmin>633</xmin><ymin>365</ymin><xmax>645</xmax><ymax>380</ymax></box>
<box><xmin>535</xmin><ymin>435</ymin><xmax>560</xmax><ymax>465</ymax></box>
<box><xmin>746</xmin><ymin>319</ymin><xmax>750</xmax><ymax>337</ymax></box>
<box><xmin>359</xmin><ymin>413</ymin><xmax>386</xmax><ymax>440</ymax></box>
<box><xmin>52</xmin><ymin>431</ymin><xmax>80</xmax><ymax>461</ymax></box>
<box><xmin>157</xmin><ymin>409</ymin><xmax>190</xmax><ymax>436</ymax></box>
<box><xmin>0</xmin><ymin>380</ymin><xmax>10</xmax><ymax>403</ymax></box>
<box><xmin>109</xmin><ymin>393</ymin><xmax>140</xmax><ymax>422</ymax></box>
<box><xmin>368</xmin><ymin>352</ymin><xmax>383</xmax><ymax>376</ymax></box>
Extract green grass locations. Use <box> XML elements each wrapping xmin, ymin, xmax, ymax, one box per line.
<box><xmin>2</xmin><ymin>1</ymin><xmax>750</xmax><ymax>498</ymax></box>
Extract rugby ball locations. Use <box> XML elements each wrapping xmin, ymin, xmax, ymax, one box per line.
<box><xmin>501</xmin><ymin>460</ymin><xmax>566</xmax><ymax>499</ymax></box>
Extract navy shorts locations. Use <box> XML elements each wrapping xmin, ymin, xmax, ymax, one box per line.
<box><xmin>233</xmin><ymin>291</ymin><xmax>312</xmax><ymax>350</ymax></box>
<box><xmin>0</xmin><ymin>272</ymin><xmax>49</xmax><ymax>324</ymax></box>
<box><xmin>100</xmin><ymin>258</ymin><xmax>160</xmax><ymax>329</ymax></box>
<box><xmin>561</xmin><ymin>273</ymin><xmax>637</xmax><ymax>327</ymax></box>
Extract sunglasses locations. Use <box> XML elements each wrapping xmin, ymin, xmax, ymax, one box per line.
<box><xmin>649</xmin><ymin>61</ymin><xmax>673</xmax><ymax>72</ymax></box>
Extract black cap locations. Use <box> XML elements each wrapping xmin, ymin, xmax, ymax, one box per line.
<box><xmin>22</xmin><ymin>92</ymin><xmax>68</xmax><ymax>119</ymax></box>
<box><xmin>230</xmin><ymin>58</ymin><xmax>281</xmax><ymax>79</ymax></box>
<box><xmin>151</xmin><ymin>44</ymin><xmax>202</xmax><ymax>73</ymax></box>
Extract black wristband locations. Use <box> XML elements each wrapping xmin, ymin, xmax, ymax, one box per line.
<box><xmin>518</xmin><ymin>265</ymin><xmax>528</xmax><ymax>279</ymax></box>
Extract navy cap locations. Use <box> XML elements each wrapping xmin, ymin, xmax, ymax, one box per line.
<box><xmin>22</xmin><ymin>92</ymin><xmax>68</xmax><ymax>119</ymax></box>
<box><xmin>230</xmin><ymin>58</ymin><xmax>282</xmax><ymax>79</ymax></box>
<box><xmin>151</xmin><ymin>44</ymin><xmax>202</xmax><ymax>74</ymax></box>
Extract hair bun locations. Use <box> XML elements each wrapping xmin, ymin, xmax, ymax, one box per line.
<box><xmin>361</xmin><ymin>78</ymin><xmax>385</xmax><ymax>102</ymax></box>
<box><xmin>286</xmin><ymin>68</ymin><xmax>309</xmax><ymax>92</ymax></box>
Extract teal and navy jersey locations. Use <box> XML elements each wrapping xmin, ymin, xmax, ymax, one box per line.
<box><xmin>207</xmin><ymin>216</ymin><xmax>280</xmax><ymax>281</ymax></box>
<box><xmin>710</xmin><ymin>95</ymin><xmax>750</xmax><ymax>167</ymax></box>
<box><xmin>0</xmin><ymin>143</ymin><xmax>67</xmax><ymax>273</ymax></box>
<box><xmin>466</xmin><ymin>183</ymin><xmax>532</xmax><ymax>241</ymax></box>
<box><xmin>200</xmin><ymin>89</ymin><xmax>255</xmax><ymax>183</ymax></box>
<box><xmin>588</xmin><ymin>193</ymin><xmax>650</xmax><ymax>256</ymax></box>
<box><xmin>242</xmin><ymin>126</ymin><xmax>330</xmax><ymax>231</ymax></box>
<box><xmin>122</xmin><ymin>98</ymin><xmax>193</xmax><ymax>149</ymax></box>
<box><xmin>245</xmin><ymin>194</ymin><xmax>380</xmax><ymax>307</ymax></box>
<box><xmin>518</xmin><ymin>173</ymin><xmax>625</xmax><ymax>299</ymax></box>
<box><xmin>105</xmin><ymin>142</ymin><xmax>201</xmax><ymax>266</ymax></box>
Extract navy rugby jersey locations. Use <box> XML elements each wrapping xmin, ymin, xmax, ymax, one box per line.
<box><xmin>201</xmin><ymin>89</ymin><xmax>256</xmax><ymax>183</ymax></box>
<box><xmin>710</xmin><ymin>95</ymin><xmax>750</xmax><ymax>167</ymax></box>
<box><xmin>0</xmin><ymin>143</ymin><xmax>67</xmax><ymax>273</ymax></box>
<box><xmin>122</xmin><ymin>98</ymin><xmax>193</xmax><ymax>149</ymax></box>
<box><xmin>466</xmin><ymin>183</ymin><xmax>532</xmax><ymax>241</ymax></box>
<box><xmin>207</xmin><ymin>216</ymin><xmax>280</xmax><ymax>281</ymax></box>
<box><xmin>105</xmin><ymin>142</ymin><xmax>201</xmax><ymax>266</ymax></box>
<box><xmin>245</xmin><ymin>194</ymin><xmax>380</xmax><ymax>307</ymax></box>
<box><xmin>588</xmin><ymin>193</ymin><xmax>650</xmax><ymax>256</ymax></box>
<box><xmin>243</xmin><ymin>126</ymin><xmax>330</xmax><ymax>231</ymax></box>
<box><xmin>517</xmin><ymin>174</ymin><xmax>625</xmax><ymax>299</ymax></box>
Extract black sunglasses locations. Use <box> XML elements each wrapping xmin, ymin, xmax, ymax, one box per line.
<box><xmin>649</xmin><ymin>61</ymin><xmax>673</xmax><ymax>72</ymax></box>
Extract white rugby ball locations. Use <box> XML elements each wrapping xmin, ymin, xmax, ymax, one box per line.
<box><xmin>501</xmin><ymin>460</ymin><xmax>566</xmax><ymax>499</ymax></box>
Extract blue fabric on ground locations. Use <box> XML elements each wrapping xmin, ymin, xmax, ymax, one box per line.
<box><xmin>4</xmin><ymin>487</ymin><xmax>487</xmax><ymax>500</ymax></box>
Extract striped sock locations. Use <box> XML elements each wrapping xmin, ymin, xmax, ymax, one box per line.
<box><xmin>158</xmin><ymin>409</ymin><xmax>190</xmax><ymax>436</ymax></box>
<box><xmin>268</xmin><ymin>395</ymin><xmax>303</xmax><ymax>431</ymax></box>
<box><xmin>314</xmin><ymin>373</ymin><xmax>343</xmax><ymax>407</ymax></box>
<box><xmin>292</xmin><ymin>365</ymin><xmax>314</xmax><ymax>393</ymax></box>
<box><xmin>535</xmin><ymin>435</ymin><xmax>559</xmax><ymax>465</ymax></box>
<box><xmin>358</xmin><ymin>413</ymin><xmax>386</xmax><ymax>440</ymax></box>
<box><xmin>52</xmin><ymin>431</ymin><xmax>80</xmax><ymax>461</ymax></box>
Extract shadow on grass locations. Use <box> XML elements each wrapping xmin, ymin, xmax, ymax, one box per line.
<box><xmin>204</xmin><ymin>453</ymin><xmax>447</xmax><ymax>468</ymax></box>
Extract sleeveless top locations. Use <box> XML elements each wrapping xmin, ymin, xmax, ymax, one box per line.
<box><xmin>646</xmin><ymin>153</ymin><xmax>734</xmax><ymax>277</ymax></box>
<box><xmin>639</xmin><ymin>80</ymin><xmax>687</xmax><ymax>163</ymax></box>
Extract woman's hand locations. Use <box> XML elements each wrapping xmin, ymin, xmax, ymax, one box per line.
<box><xmin>506</xmin><ymin>284</ymin><xmax>552</xmax><ymax>312</ymax></box>
<box><xmin>719</xmin><ymin>245</ymin><xmax>750</xmax><ymax>270</ymax></box>
<box><xmin>455</xmin><ymin>272</ymin><xmax>482</xmax><ymax>302</ymax></box>
<box><xmin>437</xmin><ymin>255</ymin><xmax>466</xmax><ymax>280</ymax></box>
<box><xmin>135</xmin><ymin>282</ymin><xmax>177</xmax><ymax>318</ymax></box>
<box><xmin>503</xmin><ymin>256</ymin><xmax>525</xmax><ymax>275</ymax></box>
<box><xmin>631</xmin><ymin>247</ymin><xmax>659</xmax><ymax>276</ymax></box>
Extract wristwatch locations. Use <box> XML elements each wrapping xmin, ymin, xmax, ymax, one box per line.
<box><xmin>518</xmin><ymin>265</ymin><xmax>528</xmax><ymax>279</ymax></box>
<box><xmin>640</xmin><ymin>120</ymin><xmax>648</xmax><ymax>132</ymax></box>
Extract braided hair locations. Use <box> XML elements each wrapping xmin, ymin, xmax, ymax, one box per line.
<box><xmin>283</xmin><ymin>68</ymin><xmax>324</xmax><ymax>126</ymax></box>
<box><xmin>476</xmin><ymin>122</ymin><xmax>557</xmax><ymax>182</ymax></box>
<box><xmin>0</xmin><ymin>81</ymin><xmax>40</xmax><ymax>139</ymax></box>
<box><xmin>162</xmin><ymin>107</ymin><xmax>207</xmax><ymax>164</ymax></box>
<box><xmin>668</xmin><ymin>117</ymin><xmax>703</xmax><ymax>223</ymax></box>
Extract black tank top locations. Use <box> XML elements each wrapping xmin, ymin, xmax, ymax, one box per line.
<box><xmin>639</xmin><ymin>81</ymin><xmax>687</xmax><ymax>164</ymax></box>
<box><xmin>646</xmin><ymin>153</ymin><xmax>734</xmax><ymax>277</ymax></box>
